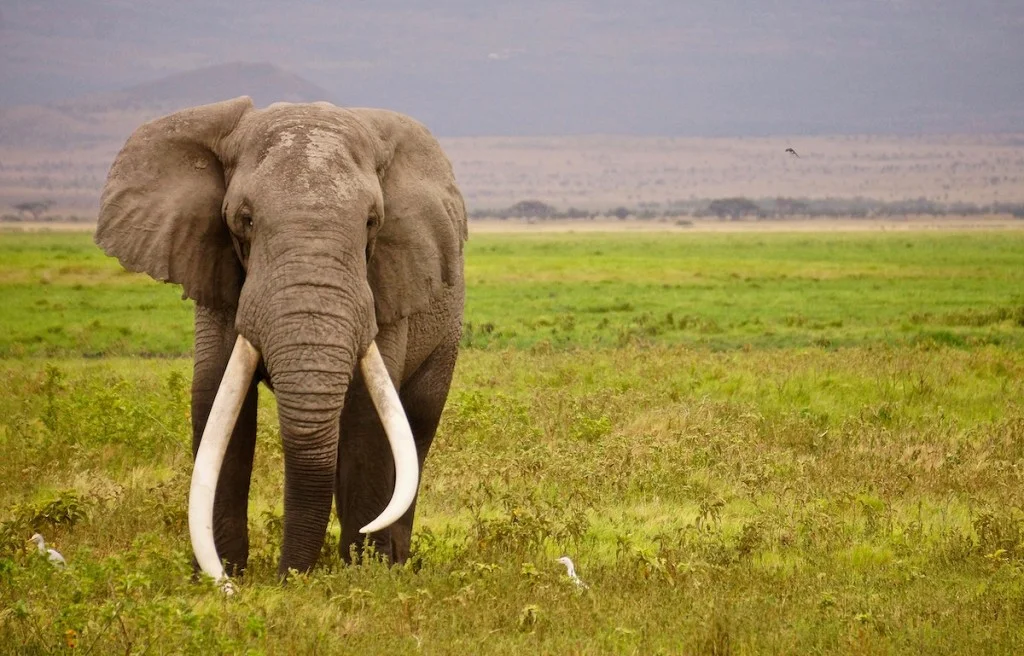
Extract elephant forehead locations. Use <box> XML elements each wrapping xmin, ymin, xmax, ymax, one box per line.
<box><xmin>262</xmin><ymin>126</ymin><xmax>342</xmax><ymax>167</ymax></box>
<box><xmin>303</xmin><ymin>128</ymin><xmax>340</xmax><ymax>173</ymax></box>
<box><xmin>255</xmin><ymin>126</ymin><xmax>368</xmax><ymax>196</ymax></box>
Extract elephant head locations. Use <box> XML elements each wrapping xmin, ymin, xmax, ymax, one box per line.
<box><xmin>95</xmin><ymin>97</ymin><xmax>466</xmax><ymax>581</ymax></box>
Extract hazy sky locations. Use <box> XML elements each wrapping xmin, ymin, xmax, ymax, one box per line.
<box><xmin>1</xmin><ymin>0</ymin><xmax>1022</xmax><ymax>135</ymax></box>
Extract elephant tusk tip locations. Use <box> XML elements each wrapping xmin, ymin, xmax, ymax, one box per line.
<box><xmin>358</xmin><ymin>505</ymin><xmax>409</xmax><ymax>534</ymax></box>
<box><xmin>358</xmin><ymin>519</ymin><xmax>386</xmax><ymax>534</ymax></box>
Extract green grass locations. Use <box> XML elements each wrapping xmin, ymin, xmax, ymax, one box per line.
<box><xmin>3</xmin><ymin>231</ymin><xmax>1023</xmax><ymax>357</ymax></box>
<box><xmin>464</xmin><ymin>231</ymin><xmax>1024</xmax><ymax>350</ymax></box>
<box><xmin>2</xmin><ymin>229</ymin><xmax>1023</xmax><ymax>653</ymax></box>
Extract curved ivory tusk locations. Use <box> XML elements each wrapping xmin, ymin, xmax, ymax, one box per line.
<box><xmin>358</xmin><ymin>341</ymin><xmax>420</xmax><ymax>534</ymax></box>
<box><xmin>188</xmin><ymin>335</ymin><xmax>259</xmax><ymax>585</ymax></box>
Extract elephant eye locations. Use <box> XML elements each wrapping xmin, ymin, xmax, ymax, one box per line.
<box><xmin>240</xmin><ymin>209</ymin><xmax>253</xmax><ymax>230</ymax></box>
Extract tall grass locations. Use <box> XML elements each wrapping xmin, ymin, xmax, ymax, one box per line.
<box><xmin>1</xmin><ymin>230</ymin><xmax>1023</xmax><ymax>653</ymax></box>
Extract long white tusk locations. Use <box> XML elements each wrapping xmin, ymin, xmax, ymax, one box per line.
<box><xmin>188</xmin><ymin>335</ymin><xmax>259</xmax><ymax>585</ymax></box>
<box><xmin>358</xmin><ymin>341</ymin><xmax>420</xmax><ymax>534</ymax></box>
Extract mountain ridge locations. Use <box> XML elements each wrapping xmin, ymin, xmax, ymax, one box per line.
<box><xmin>0</xmin><ymin>62</ymin><xmax>336</xmax><ymax>149</ymax></box>
<box><xmin>54</xmin><ymin>62</ymin><xmax>336</xmax><ymax>113</ymax></box>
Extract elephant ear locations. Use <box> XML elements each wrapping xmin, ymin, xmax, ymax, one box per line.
<box><xmin>95</xmin><ymin>96</ymin><xmax>253</xmax><ymax>310</ymax></box>
<box><xmin>359</xmin><ymin>110</ymin><xmax>468</xmax><ymax>325</ymax></box>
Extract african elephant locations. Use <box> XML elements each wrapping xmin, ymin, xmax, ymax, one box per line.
<box><xmin>95</xmin><ymin>96</ymin><xmax>466</xmax><ymax>581</ymax></box>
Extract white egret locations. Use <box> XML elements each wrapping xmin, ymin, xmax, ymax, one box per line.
<box><xmin>557</xmin><ymin>556</ymin><xmax>587</xmax><ymax>589</ymax></box>
<box><xmin>29</xmin><ymin>533</ymin><xmax>66</xmax><ymax>567</ymax></box>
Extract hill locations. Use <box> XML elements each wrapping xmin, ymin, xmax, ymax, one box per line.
<box><xmin>0</xmin><ymin>63</ymin><xmax>337</xmax><ymax>213</ymax></box>
<box><xmin>54</xmin><ymin>62</ymin><xmax>335</xmax><ymax>116</ymax></box>
<box><xmin>0</xmin><ymin>62</ymin><xmax>335</xmax><ymax>149</ymax></box>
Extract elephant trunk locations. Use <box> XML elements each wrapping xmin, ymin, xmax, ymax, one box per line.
<box><xmin>188</xmin><ymin>254</ymin><xmax>418</xmax><ymax>583</ymax></box>
<box><xmin>254</xmin><ymin>258</ymin><xmax>375</xmax><ymax>575</ymax></box>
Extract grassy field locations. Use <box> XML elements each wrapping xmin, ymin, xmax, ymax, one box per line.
<box><xmin>4</xmin><ymin>230</ymin><xmax>1024</xmax><ymax>357</ymax></box>
<box><xmin>1</xmin><ymin>229</ymin><xmax>1023</xmax><ymax>653</ymax></box>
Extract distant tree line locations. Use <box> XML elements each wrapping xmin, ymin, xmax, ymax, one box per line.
<box><xmin>1</xmin><ymin>200</ymin><xmax>93</xmax><ymax>223</ymax></box>
<box><xmin>470</xmin><ymin>197</ymin><xmax>1024</xmax><ymax>221</ymax></box>
<box><xmin>5</xmin><ymin>195</ymin><xmax>1024</xmax><ymax>224</ymax></box>
<box><xmin>693</xmin><ymin>197</ymin><xmax>1024</xmax><ymax>220</ymax></box>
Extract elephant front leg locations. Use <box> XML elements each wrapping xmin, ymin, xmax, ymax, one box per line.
<box><xmin>389</xmin><ymin>339</ymin><xmax>459</xmax><ymax>562</ymax></box>
<box><xmin>335</xmin><ymin>372</ymin><xmax>402</xmax><ymax>563</ymax></box>
<box><xmin>192</xmin><ymin>306</ymin><xmax>260</xmax><ymax>576</ymax></box>
<box><xmin>335</xmin><ymin>321</ymin><xmax>408</xmax><ymax>562</ymax></box>
<box><xmin>336</xmin><ymin>338</ymin><xmax>457</xmax><ymax>564</ymax></box>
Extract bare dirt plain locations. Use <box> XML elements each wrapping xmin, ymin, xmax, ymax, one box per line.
<box><xmin>442</xmin><ymin>133</ymin><xmax>1024</xmax><ymax>211</ymax></box>
<box><xmin>3</xmin><ymin>133</ymin><xmax>1024</xmax><ymax>218</ymax></box>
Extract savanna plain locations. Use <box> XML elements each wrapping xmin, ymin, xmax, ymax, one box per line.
<box><xmin>1</xmin><ymin>228</ymin><xmax>1023</xmax><ymax>654</ymax></box>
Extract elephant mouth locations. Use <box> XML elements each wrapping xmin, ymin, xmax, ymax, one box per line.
<box><xmin>187</xmin><ymin>335</ymin><xmax>419</xmax><ymax>585</ymax></box>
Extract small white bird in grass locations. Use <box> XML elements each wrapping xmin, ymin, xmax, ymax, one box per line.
<box><xmin>29</xmin><ymin>533</ymin><xmax>66</xmax><ymax>567</ymax></box>
<box><xmin>557</xmin><ymin>556</ymin><xmax>588</xmax><ymax>589</ymax></box>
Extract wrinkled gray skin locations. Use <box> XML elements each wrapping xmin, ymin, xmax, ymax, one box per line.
<box><xmin>95</xmin><ymin>97</ymin><xmax>466</xmax><ymax>577</ymax></box>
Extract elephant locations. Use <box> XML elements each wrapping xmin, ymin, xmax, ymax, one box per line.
<box><xmin>94</xmin><ymin>96</ymin><xmax>467</xmax><ymax>581</ymax></box>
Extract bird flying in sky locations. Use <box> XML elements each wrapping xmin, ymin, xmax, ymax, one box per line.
<box><xmin>785</xmin><ymin>147</ymin><xmax>800</xmax><ymax>158</ymax></box>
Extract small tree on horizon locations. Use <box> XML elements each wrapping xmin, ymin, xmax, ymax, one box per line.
<box><xmin>706</xmin><ymin>197</ymin><xmax>761</xmax><ymax>220</ymax></box>
<box><xmin>13</xmin><ymin>200</ymin><xmax>55</xmax><ymax>221</ymax></box>
<box><xmin>505</xmin><ymin>200</ymin><xmax>557</xmax><ymax>219</ymax></box>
